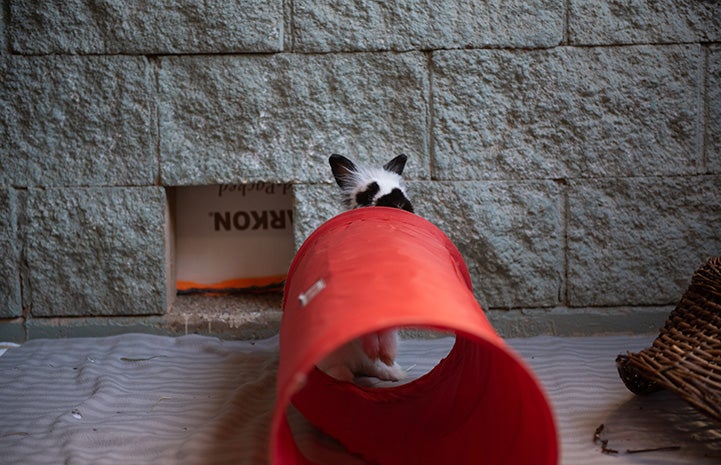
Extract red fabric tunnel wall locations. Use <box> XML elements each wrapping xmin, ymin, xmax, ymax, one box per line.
<box><xmin>270</xmin><ymin>207</ymin><xmax>558</xmax><ymax>464</ymax></box>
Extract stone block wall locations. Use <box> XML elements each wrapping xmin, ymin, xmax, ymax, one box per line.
<box><xmin>1</xmin><ymin>1</ymin><xmax>719</xmax><ymax>341</ymax></box>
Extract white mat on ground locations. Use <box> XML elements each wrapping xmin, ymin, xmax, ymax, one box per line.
<box><xmin>0</xmin><ymin>333</ymin><xmax>719</xmax><ymax>464</ymax></box>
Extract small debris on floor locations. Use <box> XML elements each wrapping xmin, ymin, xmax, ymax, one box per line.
<box><xmin>593</xmin><ymin>423</ymin><xmax>682</xmax><ymax>456</ymax></box>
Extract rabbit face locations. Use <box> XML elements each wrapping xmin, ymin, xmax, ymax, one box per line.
<box><xmin>328</xmin><ymin>154</ymin><xmax>414</xmax><ymax>213</ymax></box>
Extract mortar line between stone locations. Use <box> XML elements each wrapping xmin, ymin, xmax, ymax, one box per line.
<box><xmin>7</xmin><ymin>40</ymin><xmax>710</xmax><ymax>59</ymax></box>
<box><xmin>284</xmin><ymin>0</ymin><xmax>294</xmax><ymax>52</ymax></box>
<box><xmin>563</xmin><ymin>0</ymin><xmax>571</xmax><ymax>45</ymax></box>
<box><xmin>148</xmin><ymin>55</ymin><xmax>162</xmax><ymax>186</ymax></box>
<box><xmin>700</xmin><ymin>44</ymin><xmax>709</xmax><ymax>172</ymax></box>
<box><xmin>2</xmin><ymin>0</ymin><xmax>10</xmax><ymax>54</ymax></box>
<box><xmin>11</xmin><ymin>43</ymin><xmax>699</xmax><ymax>60</ymax></box>
<box><xmin>15</xmin><ymin>188</ymin><xmax>31</xmax><ymax>337</ymax></box>
<box><xmin>561</xmin><ymin>180</ymin><xmax>570</xmax><ymax>306</ymax></box>
<box><xmin>426</xmin><ymin>51</ymin><xmax>436</xmax><ymax>181</ymax></box>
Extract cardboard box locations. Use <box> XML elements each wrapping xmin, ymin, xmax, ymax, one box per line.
<box><xmin>174</xmin><ymin>183</ymin><xmax>294</xmax><ymax>293</ymax></box>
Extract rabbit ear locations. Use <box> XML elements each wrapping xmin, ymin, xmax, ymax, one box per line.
<box><xmin>383</xmin><ymin>154</ymin><xmax>408</xmax><ymax>176</ymax></box>
<box><xmin>329</xmin><ymin>154</ymin><xmax>358</xmax><ymax>189</ymax></box>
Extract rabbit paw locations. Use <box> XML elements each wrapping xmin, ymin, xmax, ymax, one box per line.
<box><xmin>369</xmin><ymin>360</ymin><xmax>407</xmax><ymax>382</ymax></box>
<box><xmin>360</xmin><ymin>329</ymin><xmax>398</xmax><ymax>366</ymax></box>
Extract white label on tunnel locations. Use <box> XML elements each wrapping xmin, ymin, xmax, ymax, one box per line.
<box><xmin>298</xmin><ymin>279</ymin><xmax>326</xmax><ymax>307</ymax></box>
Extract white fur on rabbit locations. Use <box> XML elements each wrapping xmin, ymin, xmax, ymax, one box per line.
<box><xmin>328</xmin><ymin>154</ymin><xmax>414</xmax><ymax>213</ymax></box>
<box><xmin>316</xmin><ymin>154</ymin><xmax>413</xmax><ymax>383</ymax></box>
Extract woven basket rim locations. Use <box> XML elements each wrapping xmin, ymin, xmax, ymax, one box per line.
<box><xmin>617</xmin><ymin>256</ymin><xmax>721</xmax><ymax>423</ymax></box>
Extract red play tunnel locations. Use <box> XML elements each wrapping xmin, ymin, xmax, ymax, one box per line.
<box><xmin>270</xmin><ymin>207</ymin><xmax>558</xmax><ymax>464</ymax></box>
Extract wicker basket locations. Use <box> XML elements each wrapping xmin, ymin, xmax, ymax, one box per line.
<box><xmin>616</xmin><ymin>256</ymin><xmax>721</xmax><ymax>423</ymax></box>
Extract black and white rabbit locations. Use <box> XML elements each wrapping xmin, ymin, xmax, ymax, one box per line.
<box><xmin>316</xmin><ymin>154</ymin><xmax>413</xmax><ymax>383</ymax></box>
<box><xmin>328</xmin><ymin>154</ymin><xmax>414</xmax><ymax>213</ymax></box>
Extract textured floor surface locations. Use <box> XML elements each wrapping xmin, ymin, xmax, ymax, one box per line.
<box><xmin>0</xmin><ymin>333</ymin><xmax>719</xmax><ymax>464</ymax></box>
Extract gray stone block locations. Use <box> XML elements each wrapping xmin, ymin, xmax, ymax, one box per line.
<box><xmin>568</xmin><ymin>176</ymin><xmax>721</xmax><ymax>307</ymax></box>
<box><xmin>708</xmin><ymin>46</ymin><xmax>721</xmax><ymax>174</ymax></box>
<box><xmin>569</xmin><ymin>0</ymin><xmax>721</xmax><ymax>45</ymax></box>
<box><xmin>0</xmin><ymin>188</ymin><xmax>21</xmax><ymax>318</ymax></box>
<box><xmin>432</xmin><ymin>45</ymin><xmax>702</xmax><ymax>180</ymax></box>
<box><xmin>408</xmin><ymin>180</ymin><xmax>563</xmax><ymax>310</ymax></box>
<box><xmin>0</xmin><ymin>56</ymin><xmax>156</xmax><ymax>187</ymax></box>
<box><xmin>292</xmin><ymin>183</ymin><xmax>344</xmax><ymax>247</ymax></box>
<box><xmin>159</xmin><ymin>53</ymin><xmax>428</xmax><ymax>185</ymax></box>
<box><xmin>25</xmin><ymin>187</ymin><xmax>168</xmax><ymax>317</ymax></box>
<box><xmin>292</xmin><ymin>0</ymin><xmax>564</xmax><ymax>52</ymax></box>
<box><xmin>0</xmin><ymin>0</ymin><xmax>5</xmax><ymax>53</ymax></box>
<box><xmin>9</xmin><ymin>0</ymin><xmax>282</xmax><ymax>54</ymax></box>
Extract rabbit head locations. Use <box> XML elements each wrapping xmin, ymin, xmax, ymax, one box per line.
<box><xmin>328</xmin><ymin>154</ymin><xmax>414</xmax><ymax>213</ymax></box>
